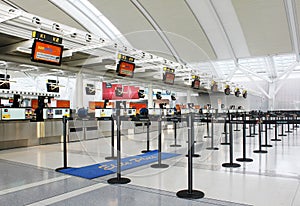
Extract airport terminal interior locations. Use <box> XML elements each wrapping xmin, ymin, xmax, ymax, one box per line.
<box><xmin>1</xmin><ymin>0</ymin><xmax>300</xmax><ymax>205</ymax></box>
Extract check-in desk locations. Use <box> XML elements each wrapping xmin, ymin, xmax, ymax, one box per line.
<box><xmin>68</xmin><ymin>119</ymin><xmax>100</xmax><ymax>142</ymax></box>
<box><xmin>0</xmin><ymin>108</ymin><xmax>37</xmax><ymax>149</ymax></box>
<box><xmin>0</xmin><ymin>108</ymin><xmax>71</xmax><ymax>149</ymax></box>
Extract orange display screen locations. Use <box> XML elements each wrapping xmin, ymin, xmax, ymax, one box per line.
<box><xmin>164</xmin><ymin>72</ymin><xmax>175</xmax><ymax>85</ymax></box>
<box><xmin>193</xmin><ymin>79</ymin><xmax>200</xmax><ymax>89</ymax></box>
<box><xmin>31</xmin><ymin>40</ymin><xmax>63</xmax><ymax>66</ymax></box>
<box><xmin>117</xmin><ymin>61</ymin><xmax>135</xmax><ymax>77</ymax></box>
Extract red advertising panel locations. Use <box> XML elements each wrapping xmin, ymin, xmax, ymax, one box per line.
<box><xmin>102</xmin><ymin>82</ymin><xmax>139</xmax><ymax>100</ymax></box>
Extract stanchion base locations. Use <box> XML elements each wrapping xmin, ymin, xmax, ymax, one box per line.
<box><xmin>236</xmin><ymin>158</ymin><xmax>253</xmax><ymax>162</ymax></box>
<box><xmin>105</xmin><ymin>156</ymin><xmax>117</xmax><ymax>160</ymax></box>
<box><xmin>176</xmin><ymin>190</ymin><xmax>205</xmax><ymax>199</ymax></box>
<box><xmin>141</xmin><ymin>150</ymin><xmax>152</xmax><ymax>153</ymax></box>
<box><xmin>278</xmin><ymin>134</ymin><xmax>287</xmax><ymax>136</ymax></box>
<box><xmin>261</xmin><ymin>130</ymin><xmax>266</xmax><ymax>132</ymax></box>
<box><xmin>285</xmin><ymin>131</ymin><xmax>293</xmax><ymax>133</ymax></box>
<box><xmin>246</xmin><ymin>135</ymin><xmax>255</xmax><ymax>137</ymax></box>
<box><xmin>234</xmin><ymin>130</ymin><xmax>241</xmax><ymax>132</ymax></box>
<box><xmin>261</xmin><ymin>144</ymin><xmax>273</xmax><ymax>147</ymax></box>
<box><xmin>107</xmin><ymin>177</ymin><xmax>131</xmax><ymax>184</ymax></box>
<box><xmin>151</xmin><ymin>163</ymin><xmax>169</xmax><ymax>168</ymax></box>
<box><xmin>185</xmin><ymin>154</ymin><xmax>201</xmax><ymax>158</ymax></box>
<box><xmin>170</xmin><ymin>144</ymin><xmax>182</xmax><ymax>147</ymax></box>
<box><xmin>186</xmin><ymin>141</ymin><xmax>197</xmax><ymax>143</ymax></box>
<box><xmin>55</xmin><ymin>167</ymin><xmax>71</xmax><ymax>172</ymax></box>
<box><xmin>271</xmin><ymin>138</ymin><xmax>282</xmax><ymax>141</ymax></box>
<box><xmin>253</xmin><ymin>133</ymin><xmax>259</xmax><ymax>135</ymax></box>
<box><xmin>203</xmin><ymin>136</ymin><xmax>211</xmax><ymax>138</ymax></box>
<box><xmin>268</xmin><ymin>128</ymin><xmax>273</xmax><ymax>130</ymax></box>
<box><xmin>222</xmin><ymin>132</ymin><xmax>229</xmax><ymax>135</ymax></box>
<box><xmin>222</xmin><ymin>162</ymin><xmax>241</xmax><ymax>168</ymax></box>
<box><xmin>253</xmin><ymin>150</ymin><xmax>268</xmax><ymax>153</ymax></box>
<box><xmin>206</xmin><ymin>147</ymin><xmax>219</xmax><ymax>150</ymax></box>
<box><xmin>220</xmin><ymin>142</ymin><xmax>230</xmax><ymax>145</ymax></box>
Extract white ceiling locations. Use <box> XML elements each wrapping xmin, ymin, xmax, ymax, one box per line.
<box><xmin>1</xmin><ymin>0</ymin><xmax>300</xmax><ymax>95</ymax></box>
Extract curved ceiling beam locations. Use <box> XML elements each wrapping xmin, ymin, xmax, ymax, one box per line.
<box><xmin>49</xmin><ymin>0</ymin><xmax>131</xmax><ymax>46</ymax></box>
<box><xmin>130</xmin><ymin>0</ymin><xmax>183</xmax><ymax>65</ymax></box>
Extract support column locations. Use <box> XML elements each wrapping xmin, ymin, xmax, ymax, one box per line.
<box><xmin>268</xmin><ymin>82</ymin><xmax>276</xmax><ymax>110</ymax></box>
<box><xmin>187</xmin><ymin>89</ymin><xmax>192</xmax><ymax>104</ymax></box>
<box><xmin>148</xmin><ymin>84</ymin><xmax>153</xmax><ymax>108</ymax></box>
<box><xmin>74</xmin><ymin>72</ymin><xmax>84</xmax><ymax>110</ymax></box>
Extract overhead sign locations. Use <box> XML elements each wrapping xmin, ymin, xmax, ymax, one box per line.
<box><xmin>163</xmin><ymin>67</ymin><xmax>175</xmax><ymax>73</ymax></box>
<box><xmin>32</xmin><ymin>31</ymin><xmax>62</xmax><ymax>44</ymax></box>
<box><xmin>117</xmin><ymin>54</ymin><xmax>135</xmax><ymax>63</ymax></box>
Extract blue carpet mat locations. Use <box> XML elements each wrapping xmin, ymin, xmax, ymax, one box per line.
<box><xmin>58</xmin><ymin>150</ymin><xmax>180</xmax><ymax>179</ymax></box>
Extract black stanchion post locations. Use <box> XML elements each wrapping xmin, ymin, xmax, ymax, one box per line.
<box><xmin>222</xmin><ymin>114</ymin><xmax>241</xmax><ymax>168</ymax></box>
<box><xmin>141</xmin><ymin>120</ymin><xmax>151</xmax><ymax>153</ymax></box>
<box><xmin>279</xmin><ymin>117</ymin><xmax>287</xmax><ymax>136</ymax></box>
<box><xmin>286</xmin><ymin>116</ymin><xmax>293</xmax><ymax>133</ymax></box>
<box><xmin>105</xmin><ymin>116</ymin><xmax>117</xmax><ymax>160</ymax></box>
<box><xmin>261</xmin><ymin>120</ymin><xmax>272</xmax><ymax>147</ymax></box>
<box><xmin>151</xmin><ymin>118</ymin><xmax>169</xmax><ymax>168</ymax></box>
<box><xmin>177</xmin><ymin>114</ymin><xmax>205</xmax><ymax>199</ymax></box>
<box><xmin>271</xmin><ymin>117</ymin><xmax>281</xmax><ymax>141</ymax></box>
<box><xmin>221</xmin><ymin>116</ymin><xmax>230</xmax><ymax>145</ymax></box>
<box><xmin>56</xmin><ymin>116</ymin><xmax>70</xmax><ymax>171</ymax></box>
<box><xmin>222</xmin><ymin>116</ymin><xmax>228</xmax><ymax>135</ymax></box>
<box><xmin>247</xmin><ymin>122</ymin><xmax>254</xmax><ymax>137</ymax></box>
<box><xmin>204</xmin><ymin>113</ymin><xmax>210</xmax><ymax>138</ymax></box>
<box><xmin>170</xmin><ymin>121</ymin><xmax>181</xmax><ymax>147</ymax></box>
<box><xmin>236</xmin><ymin>114</ymin><xmax>253</xmax><ymax>162</ymax></box>
<box><xmin>207</xmin><ymin>115</ymin><xmax>218</xmax><ymax>150</ymax></box>
<box><xmin>107</xmin><ymin>115</ymin><xmax>131</xmax><ymax>184</ymax></box>
<box><xmin>268</xmin><ymin>116</ymin><xmax>273</xmax><ymax>130</ymax></box>
<box><xmin>234</xmin><ymin>114</ymin><xmax>240</xmax><ymax>131</ymax></box>
<box><xmin>253</xmin><ymin>119</ymin><xmax>268</xmax><ymax>154</ymax></box>
<box><xmin>253</xmin><ymin>122</ymin><xmax>258</xmax><ymax>135</ymax></box>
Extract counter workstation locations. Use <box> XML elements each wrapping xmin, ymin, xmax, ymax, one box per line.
<box><xmin>0</xmin><ymin>108</ymin><xmax>70</xmax><ymax>149</ymax></box>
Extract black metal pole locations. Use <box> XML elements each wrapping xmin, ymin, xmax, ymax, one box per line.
<box><xmin>237</xmin><ymin>114</ymin><xmax>253</xmax><ymax>162</ymax></box>
<box><xmin>286</xmin><ymin>116</ymin><xmax>292</xmax><ymax>133</ymax></box>
<box><xmin>261</xmin><ymin>120</ymin><xmax>272</xmax><ymax>147</ymax></box>
<box><xmin>222</xmin><ymin>114</ymin><xmax>241</xmax><ymax>168</ymax></box>
<box><xmin>204</xmin><ymin>114</ymin><xmax>210</xmax><ymax>138</ymax></box>
<box><xmin>279</xmin><ymin>117</ymin><xmax>287</xmax><ymax>136</ymax></box>
<box><xmin>170</xmin><ymin>121</ymin><xmax>181</xmax><ymax>147</ymax></box>
<box><xmin>141</xmin><ymin>120</ymin><xmax>151</xmax><ymax>153</ymax></box>
<box><xmin>207</xmin><ymin>116</ymin><xmax>218</xmax><ymax>150</ymax></box>
<box><xmin>55</xmin><ymin>116</ymin><xmax>69</xmax><ymax>171</ymax></box>
<box><xmin>253</xmin><ymin>120</ymin><xmax>268</xmax><ymax>154</ymax></box>
<box><xmin>151</xmin><ymin>119</ymin><xmax>169</xmax><ymax>168</ymax></box>
<box><xmin>105</xmin><ymin>117</ymin><xmax>117</xmax><ymax>159</ymax></box>
<box><xmin>221</xmin><ymin>117</ymin><xmax>230</xmax><ymax>145</ymax></box>
<box><xmin>271</xmin><ymin>117</ymin><xmax>281</xmax><ymax>141</ymax></box>
<box><xmin>107</xmin><ymin>115</ymin><xmax>131</xmax><ymax>184</ymax></box>
<box><xmin>234</xmin><ymin>114</ymin><xmax>240</xmax><ymax>131</ymax></box>
<box><xmin>177</xmin><ymin>114</ymin><xmax>205</xmax><ymax>199</ymax></box>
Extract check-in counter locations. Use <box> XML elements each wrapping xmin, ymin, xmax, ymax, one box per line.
<box><xmin>38</xmin><ymin>119</ymin><xmax>63</xmax><ymax>145</ymax></box>
<box><xmin>0</xmin><ymin>120</ymin><xmax>38</xmax><ymax>149</ymax></box>
<box><xmin>0</xmin><ymin>107</ymin><xmax>67</xmax><ymax>149</ymax></box>
<box><xmin>68</xmin><ymin>119</ymin><xmax>101</xmax><ymax>142</ymax></box>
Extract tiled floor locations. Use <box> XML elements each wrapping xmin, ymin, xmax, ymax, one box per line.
<box><xmin>0</xmin><ymin>122</ymin><xmax>300</xmax><ymax>205</ymax></box>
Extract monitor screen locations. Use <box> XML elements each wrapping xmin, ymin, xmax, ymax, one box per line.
<box><xmin>117</xmin><ymin>60</ymin><xmax>135</xmax><ymax>77</ymax></box>
<box><xmin>31</xmin><ymin>39</ymin><xmax>63</xmax><ymax>66</ymax></box>
<box><xmin>0</xmin><ymin>74</ymin><xmax>10</xmax><ymax>89</ymax></box>
<box><xmin>164</xmin><ymin>72</ymin><xmax>175</xmax><ymax>85</ymax></box>
<box><xmin>46</xmin><ymin>79</ymin><xmax>59</xmax><ymax>93</ymax></box>
<box><xmin>85</xmin><ymin>84</ymin><xmax>95</xmax><ymax>95</ymax></box>
<box><xmin>224</xmin><ymin>87</ymin><xmax>230</xmax><ymax>95</ymax></box>
<box><xmin>192</xmin><ymin>79</ymin><xmax>200</xmax><ymax>89</ymax></box>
